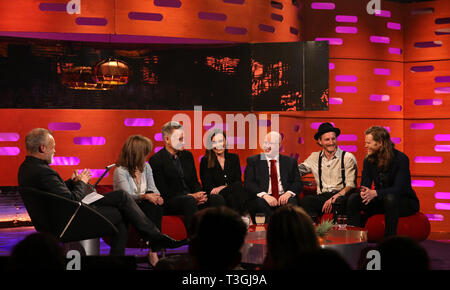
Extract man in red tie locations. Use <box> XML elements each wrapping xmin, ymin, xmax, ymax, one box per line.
<box><xmin>244</xmin><ymin>131</ymin><xmax>303</xmax><ymax>223</ymax></box>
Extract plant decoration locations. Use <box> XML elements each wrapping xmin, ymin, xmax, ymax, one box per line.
<box><xmin>315</xmin><ymin>219</ymin><xmax>335</xmax><ymax>244</ymax></box>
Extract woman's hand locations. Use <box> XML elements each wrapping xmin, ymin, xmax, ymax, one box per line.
<box><xmin>360</xmin><ymin>186</ymin><xmax>377</xmax><ymax>205</ymax></box>
<box><xmin>210</xmin><ymin>185</ymin><xmax>226</xmax><ymax>195</ymax></box>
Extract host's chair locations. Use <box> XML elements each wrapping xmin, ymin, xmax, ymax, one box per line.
<box><xmin>19</xmin><ymin>186</ymin><xmax>118</xmax><ymax>255</ymax></box>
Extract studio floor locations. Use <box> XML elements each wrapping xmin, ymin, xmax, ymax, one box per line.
<box><xmin>0</xmin><ymin>226</ymin><xmax>449</xmax><ymax>270</ymax></box>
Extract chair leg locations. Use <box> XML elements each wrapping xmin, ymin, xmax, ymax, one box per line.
<box><xmin>79</xmin><ymin>238</ymin><xmax>100</xmax><ymax>256</ymax></box>
<box><xmin>161</xmin><ymin>248</ymin><xmax>167</xmax><ymax>258</ymax></box>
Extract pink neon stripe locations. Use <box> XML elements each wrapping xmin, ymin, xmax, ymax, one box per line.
<box><xmin>0</xmin><ymin>133</ymin><xmax>20</xmax><ymax>141</ymax></box>
<box><xmin>412</xmin><ymin>180</ymin><xmax>435</xmax><ymax>187</ymax></box>
<box><xmin>311</xmin><ymin>2</ymin><xmax>335</xmax><ymax>10</ymax></box>
<box><xmin>335</xmin><ymin>75</ymin><xmax>357</xmax><ymax>82</ymax></box>
<box><xmin>337</xmin><ymin>134</ymin><xmax>357</xmax><ymax>141</ymax></box>
<box><xmin>434</xmin><ymin>134</ymin><xmax>450</xmax><ymax>141</ymax></box>
<box><xmin>387</xmin><ymin>22</ymin><xmax>401</xmax><ymax>30</ymax></box>
<box><xmin>387</xmin><ymin>80</ymin><xmax>401</xmax><ymax>87</ymax></box>
<box><xmin>374</xmin><ymin>10</ymin><xmax>391</xmax><ymax>17</ymax></box>
<box><xmin>391</xmin><ymin>137</ymin><xmax>401</xmax><ymax>144</ymax></box>
<box><xmin>329</xmin><ymin>98</ymin><xmax>343</xmax><ymax>105</ymax></box>
<box><xmin>414</xmin><ymin>99</ymin><xmax>442</xmax><ymax>106</ymax></box>
<box><xmin>77</xmin><ymin>169</ymin><xmax>109</xmax><ymax>178</ymax></box>
<box><xmin>335</xmin><ymin>15</ymin><xmax>358</xmax><ymax>23</ymax></box>
<box><xmin>435</xmin><ymin>145</ymin><xmax>450</xmax><ymax>152</ymax></box>
<box><xmin>414</xmin><ymin>156</ymin><xmax>443</xmax><ymax>163</ymax></box>
<box><xmin>338</xmin><ymin>145</ymin><xmax>357</xmax><ymax>152</ymax></box>
<box><xmin>435</xmin><ymin>192</ymin><xmax>450</xmax><ymax>199</ymax></box>
<box><xmin>0</xmin><ymin>147</ymin><xmax>20</xmax><ymax>156</ymax></box>
<box><xmin>335</xmin><ymin>26</ymin><xmax>358</xmax><ymax>34</ymax></box>
<box><xmin>388</xmin><ymin>105</ymin><xmax>402</xmax><ymax>112</ymax></box>
<box><xmin>370</xmin><ymin>36</ymin><xmax>390</xmax><ymax>44</ymax></box>
<box><xmin>410</xmin><ymin>123</ymin><xmax>434</xmax><ymax>130</ymax></box>
<box><xmin>329</xmin><ymin>62</ymin><xmax>335</xmax><ymax>70</ymax></box>
<box><xmin>389</xmin><ymin>47</ymin><xmax>402</xmax><ymax>55</ymax></box>
<box><xmin>374</xmin><ymin>68</ymin><xmax>390</xmax><ymax>75</ymax></box>
<box><xmin>370</xmin><ymin>94</ymin><xmax>390</xmax><ymax>102</ymax></box>
<box><xmin>425</xmin><ymin>214</ymin><xmax>444</xmax><ymax>221</ymax></box>
<box><xmin>154</xmin><ymin>133</ymin><xmax>163</xmax><ymax>141</ymax></box>
<box><xmin>50</xmin><ymin>157</ymin><xmax>80</xmax><ymax>166</ymax></box>
<box><xmin>335</xmin><ymin>86</ymin><xmax>357</xmax><ymax>93</ymax></box>
<box><xmin>124</xmin><ymin>118</ymin><xmax>154</xmax><ymax>127</ymax></box>
<box><xmin>435</xmin><ymin>203</ymin><xmax>450</xmax><ymax>210</ymax></box>
<box><xmin>154</xmin><ymin>146</ymin><xmax>163</xmax><ymax>153</ymax></box>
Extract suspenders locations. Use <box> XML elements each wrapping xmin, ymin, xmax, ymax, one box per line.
<box><xmin>318</xmin><ymin>151</ymin><xmax>346</xmax><ymax>193</ymax></box>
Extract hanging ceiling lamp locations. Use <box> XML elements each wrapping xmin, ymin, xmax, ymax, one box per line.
<box><xmin>93</xmin><ymin>58</ymin><xmax>129</xmax><ymax>85</ymax></box>
<box><xmin>62</xmin><ymin>66</ymin><xmax>113</xmax><ymax>90</ymax></box>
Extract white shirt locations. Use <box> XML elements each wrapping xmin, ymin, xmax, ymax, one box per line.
<box><xmin>257</xmin><ymin>154</ymin><xmax>295</xmax><ymax>198</ymax></box>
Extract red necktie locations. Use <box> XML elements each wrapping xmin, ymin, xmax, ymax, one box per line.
<box><xmin>270</xmin><ymin>159</ymin><xmax>279</xmax><ymax>200</ymax></box>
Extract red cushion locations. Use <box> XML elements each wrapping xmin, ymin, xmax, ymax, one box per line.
<box><xmin>365</xmin><ymin>212</ymin><xmax>430</xmax><ymax>243</ymax></box>
<box><xmin>161</xmin><ymin>215</ymin><xmax>187</xmax><ymax>241</ymax></box>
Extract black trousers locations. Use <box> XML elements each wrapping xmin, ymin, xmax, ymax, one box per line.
<box><xmin>163</xmin><ymin>194</ymin><xmax>225</xmax><ymax>232</ymax></box>
<box><xmin>298</xmin><ymin>192</ymin><xmax>348</xmax><ymax>222</ymax></box>
<box><xmin>346</xmin><ymin>191</ymin><xmax>419</xmax><ymax>237</ymax></box>
<box><xmin>219</xmin><ymin>181</ymin><xmax>250</xmax><ymax>215</ymax></box>
<box><xmin>137</xmin><ymin>199</ymin><xmax>163</xmax><ymax>230</ymax></box>
<box><xmin>245</xmin><ymin>194</ymin><xmax>299</xmax><ymax>224</ymax></box>
<box><xmin>90</xmin><ymin>190</ymin><xmax>162</xmax><ymax>256</ymax></box>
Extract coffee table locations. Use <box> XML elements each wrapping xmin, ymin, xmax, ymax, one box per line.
<box><xmin>241</xmin><ymin>224</ymin><xmax>368</xmax><ymax>269</ymax></box>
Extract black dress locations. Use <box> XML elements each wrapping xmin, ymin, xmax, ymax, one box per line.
<box><xmin>200</xmin><ymin>152</ymin><xmax>248</xmax><ymax>215</ymax></box>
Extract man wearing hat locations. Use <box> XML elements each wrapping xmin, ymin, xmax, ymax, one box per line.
<box><xmin>298</xmin><ymin>122</ymin><xmax>357</xmax><ymax>221</ymax></box>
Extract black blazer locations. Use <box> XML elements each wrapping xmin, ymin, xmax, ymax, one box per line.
<box><xmin>244</xmin><ymin>154</ymin><xmax>303</xmax><ymax>199</ymax></box>
<box><xmin>18</xmin><ymin>156</ymin><xmax>88</xmax><ymax>201</ymax></box>
<box><xmin>199</xmin><ymin>152</ymin><xmax>242</xmax><ymax>194</ymax></box>
<box><xmin>361</xmin><ymin>149</ymin><xmax>420</xmax><ymax>206</ymax></box>
<box><xmin>149</xmin><ymin>147</ymin><xmax>202</xmax><ymax>202</ymax></box>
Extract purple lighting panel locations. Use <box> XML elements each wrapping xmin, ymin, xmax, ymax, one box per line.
<box><xmin>435</xmin><ymin>87</ymin><xmax>450</xmax><ymax>94</ymax></box>
<box><xmin>435</xmin><ymin>76</ymin><xmax>450</xmax><ymax>83</ymax></box>
<box><xmin>0</xmin><ymin>147</ymin><xmax>20</xmax><ymax>156</ymax></box>
<box><xmin>335</xmin><ymin>26</ymin><xmax>358</xmax><ymax>34</ymax></box>
<box><xmin>370</xmin><ymin>36</ymin><xmax>390</xmax><ymax>44</ymax></box>
<box><xmin>387</xmin><ymin>22</ymin><xmax>401</xmax><ymax>30</ymax></box>
<box><xmin>387</xmin><ymin>80</ymin><xmax>401</xmax><ymax>87</ymax></box>
<box><xmin>154</xmin><ymin>133</ymin><xmax>163</xmax><ymax>142</ymax></box>
<box><xmin>154</xmin><ymin>146</ymin><xmax>163</xmax><ymax>153</ymax></box>
<box><xmin>410</xmin><ymin>123</ymin><xmax>434</xmax><ymax>130</ymax></box>
<box><xmin>435</xmin><ymin>145</ymin><xmax>450</xmax><ymax>152</ymax></box>
<box><xmin>329</xmin><ymin>62</ymin><xmax>335</xmax><ymax>70</ymax></box>
<box><xmin>154</xmin><ymin>0</ymin><xmax>182</xmax><ymax>8</ymax></box>
<box><xmin>434</xmin><ymin>134</ymin><xmax>450</xmax><ymax>141</ymax></box>
<box><xmin>370</xmin><ymin>94</ymin><xmax>390</xmax><ymax>102</ymax></box>
<box><xmin>391</xmin><ymin>137</ymin><xmax>401</xmax><ymax>144</ymax></box>
<box><xmin>198</xmin><ymin>12</ymin><xmax>227</xmax><ymax>21</ymax></box>
<box><xmin>335</xmin><ymin>15</ymin><xmax>358</xmax><ymax>23</ymax></box>
<box><xmin>124</xmin><ymin>118</ymin><xmax>154</xmax><ymax>127</ymax></box>
<box><xmin>73</xmin><ymin>137</ymin><xmax>106</xmax><ymax>145</ymax></box>
<box><xmin>335</xmin><ymin>75</ymin><xmax>357</xmax><ymax>82</ymax></box>
<box><xmin>374</xmin><ymin>68</ymin><xmax>390</xmax><ymax>75</ymax></box>
<box><xmin>335</xmin><ymin>86</ymin><xmax>357</xmax><ymax>93</ymax></box>
<box><xmin>414</xmin><ymin>156</ymin><xmax>443</xmax><ymax>163</ymax></box>
<box><xmin>38</xmin><ymin>3</ymin><xmax>66</xmax><ymax>11</ymax></box>
<box><xmin>414</xmin><ymin>99</ymin><xmax>442</xmax><ymax>106</ymax></box>
<box><xmin>388</xmin><ymin>47</ymin><xmax>402</xmax><ymax>55</ymax></box>
<box><xmin>48</xmin><ymin>122</ymin><xmax>81</xmax><ymax>131</ymax></box>
<box><xmin>311</xmin><ymin>2</ymin><xmax>335</xmax><ymax>10</ymax></box>
<box><xmin>75</xmin><ymin>18</ymin><xmax>108</xmax><ymax>26</ymax></box>
<box><xmin>374</xmin><ymin>10</ymin><xmax>391</xmax><ymax>17</ymax></box>
<box><xmin>329</xmin><ymin>98</ymin><xmax>343</xmax><ymax>105</ymax></box>
<box><xmin>435</xmin><ymin>203</ymin><xmax>450</xmax><ymax>210</ymax></box>
<box><xmin>338</xmin><ymin>145</ymin><xmax>357</xmax><ymax>152</ymax></box>
<box><xmin>426</xmin><ymin>214</ymin><xmax>444</xmax><ymax>221</ymax></box>
<box><xmin>50</xmin><ymin>157</ymin><xmax>80</xmax><ymax>166</ymax></box>
<box><xmin>388</xmin><ymin>105</ymin><xmax>402</xmax><ymax>112</ymax></box>
<box><xmin>129</xmin><ymin>12</ymin><xmax>163</xmax><ymax>21</ymax></box>
<box><xmin>435</xmin><ymin>192</ymin><xmax>450</xmax><ymax>199</ymax></box>
<box><xmin>337</xmin><ymin>134</ymin><xmax>357</xmax><ymax>141</ymax></box>
<box><xmin>411</xmin><ymin>180</ymin><xmax>435</xmax><ymax>187</ymax></box>
<box><xmin>0</xmin><ymin>133</ymin><xmax>19</xmax><ymax>141</ymax></box>
<box><xmin>411</xmin><ymin>65</ymin><xmax>434</xmax><ymax>72</ymax></box>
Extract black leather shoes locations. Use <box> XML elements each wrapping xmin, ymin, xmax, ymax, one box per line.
<box><xmin>150</xmin><ymin>234</ymin><xmax>188</xmax><ymax>252</ymax></box>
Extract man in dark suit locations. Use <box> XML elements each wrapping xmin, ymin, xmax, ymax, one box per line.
<box><xmin>150</xmin><ymin>121</ymin><xmax>225</xmax><ymax>230</ymax></box>
<box><xmin>244</xmin><ymin>131</ymin><xmax>303</xmax><ymax>222</ymax></box>
<box><xmin>18</xmin><ymin>128</ymin><xmax>186</xmax><ymax>256</ymax></box>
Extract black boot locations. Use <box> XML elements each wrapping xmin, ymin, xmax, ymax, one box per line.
<box><xmin>149</xmin><ymin>234</ymin><xmax>188</xmax><ymax>252</ymax></box>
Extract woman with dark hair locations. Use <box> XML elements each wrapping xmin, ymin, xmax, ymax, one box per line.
<box><xmin>199</xmin><ymin>130</ymin><xmax>249</xmax><ymax>215</ymax></box>
<box><xmin>264</xmin><ymin>205</ymin><xmax>320</xmax><ymax>269</ymax></box>
<box><xmin>347</xmin><ymin>126</ymin><xmax>420</xmax><ymax>238</ymax></box>
<box><xmin>113</xmin><ymin>135</ymin><xmax>164</xmax><ymax>266</ymax></box>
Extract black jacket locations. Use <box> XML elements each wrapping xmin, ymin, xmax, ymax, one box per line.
<box><xmin>149</xmin><ymin>148</ymin><xmax>202</xmax><ymax>202</ymax></box>
<box><xmin>199</xmin><ymin>152</ymin><xmax>242</xmax><ymax>194</ymax></box>
<box><xmin>18</xmin><ymin>156</ymin><xmax>88</xmax><ymax>201</ymax></box>
<box><xmin>361</xmin><ymin>149</ymin><xmax>420</xmax><ymax>206</ymax></box>
<box><xmin>244</xmin><ymin>154</ymin><xmax>303</xmax><ymax>199</ymax></box>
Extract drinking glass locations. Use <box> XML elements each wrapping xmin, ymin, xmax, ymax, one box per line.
<box><xmin>337</xmin><ymin>215</ymin><xmax>348</xmax><ymax>229</ymax></box>
<box><xmin>255</xmin><ymin>213</ymin><xmax>265</xmax><ymax>225</ymax></box>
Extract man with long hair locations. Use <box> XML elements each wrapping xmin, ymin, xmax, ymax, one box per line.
<box><xmin>347</xmin><ymin>126</ymin><xmax>420</xmax><ymax>237</ymax></box>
